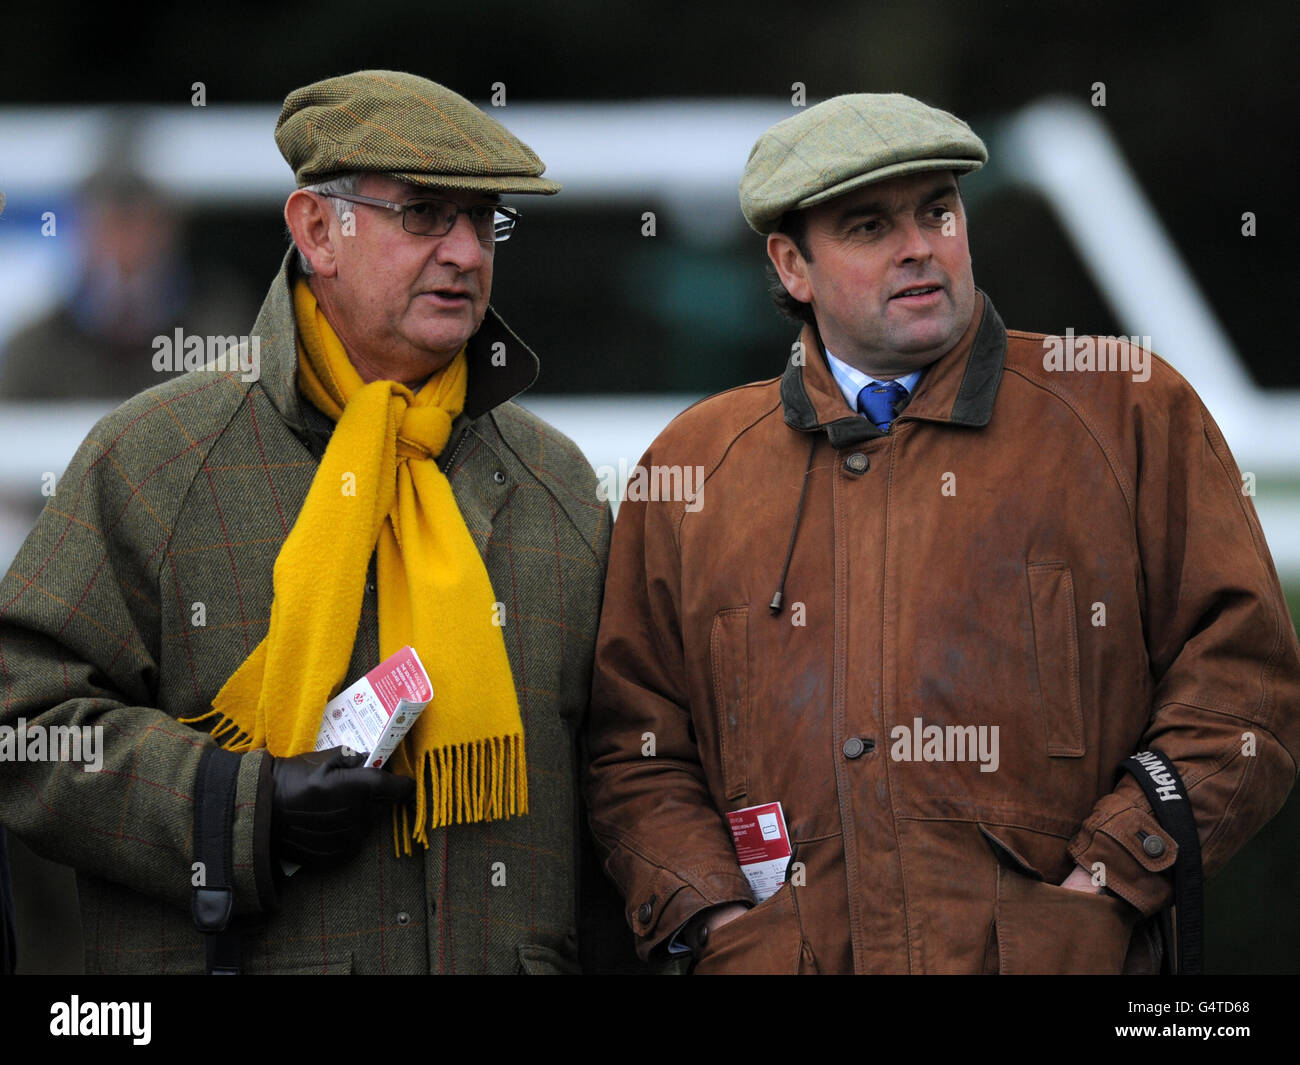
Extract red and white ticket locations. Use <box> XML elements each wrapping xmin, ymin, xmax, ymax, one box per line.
<box><xmin>315</xmin><ymin>645</ymin><xmax>433</xmax><ymax>768</ymax></box>
<box><xmin>725</xmin><ymin>801</ymin><xmax>793</xmax><ymax>902</ymax></box>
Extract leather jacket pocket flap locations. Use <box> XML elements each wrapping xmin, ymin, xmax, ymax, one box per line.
<box><xmin>1025</xmin><ymin>561</ymin><xmax>1086</xmax><ymax>757</ymax></box>
<box><xmin>979</xmin><ymin>823</ymin><xmax>1042</xmax><ymax>879</ymax></box>
<box><xmin>709</xmin><ymin>606</ymin><xmax>749</xmax><ymax>801</ymax></box>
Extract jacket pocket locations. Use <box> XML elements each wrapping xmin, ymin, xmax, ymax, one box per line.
<box><xmin>1025</xmin><ymin>562</ymin><xmax>1086</xmax><ymax>757</ymax></box>
<box><xmin>981</xmin><ymin>822</ymin><xmax>1139</xmax><ymax>974</ymax></box>
<box><xmin>257</xmin><ymin>952</ymin><xmax>354</xmax><ymax>975</ymax></box>
<box><xmin>690</xmin><ymin>883</ymin><xmax>812</xmax><ymax>975</ymax></box>
<box><xmin>517</xmin><ymin>943</ymin><xmax>581</xmax><ymax>975</ymax></box>
<box><xmin>993</xmin><ymin>864</ymin><xmax>1138</xmax><ymax>974</ymax></box>
<box><xmin>709</xmin><ymin>606</ymin><xmax>749</xmax><ymax>801</ymax></box>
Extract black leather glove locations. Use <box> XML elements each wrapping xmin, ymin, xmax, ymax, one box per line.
<box><xmin>270</xmin><ymin>746</ymin><xmax>414</xmax><ymax>868</ymax></box>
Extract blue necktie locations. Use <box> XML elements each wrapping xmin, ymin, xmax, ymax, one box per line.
<box><xmin>857</xmin><ymin>381</ymin><xmax>908</xmax><ymax>432</ymax></box>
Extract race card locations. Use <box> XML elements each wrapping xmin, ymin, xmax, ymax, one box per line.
<box><xmin>725</xmin><ymin>801</ymin><xmax>793</xmax><ymax>902</ymax></box>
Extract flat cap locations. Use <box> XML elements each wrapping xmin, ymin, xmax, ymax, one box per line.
<box><xmin>276</xmin><ymin>70</ymin><xmax>560</xmax><ymax>195</ymax></box>
<box><xmin>739</xmin><ymin>93</ymin><xmax>986</xmax><ymax>234</ymax></box>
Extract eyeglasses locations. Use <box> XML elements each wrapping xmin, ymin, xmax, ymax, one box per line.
<box><xmin>323</xmin><ymin>192</ymin><xmax>521</xmax><ymax>243</ymax></box>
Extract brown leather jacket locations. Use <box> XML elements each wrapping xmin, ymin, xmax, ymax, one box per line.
<box><xmin>585</xmin><ymin>293</ymin><xmax>1300</xmax><ymax>973</ymax></box>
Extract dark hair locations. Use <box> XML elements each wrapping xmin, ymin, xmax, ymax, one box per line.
<box><xmin>766</xmin><ymin>210</ymin><xmax>816</xmax><ymax>325</ymax></box>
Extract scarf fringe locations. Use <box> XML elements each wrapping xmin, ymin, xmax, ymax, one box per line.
<box><xmin>394</xmin><ymin>735</ymin><xmax>530</xmax><ymax>852</ymax></box>
<box><xmin>178</xmin><ymin>709</ymin><xmax>255</xmax><ymax>752</ymax></box>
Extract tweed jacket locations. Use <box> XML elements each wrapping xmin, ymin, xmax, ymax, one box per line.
<box><xmin>586</xmin><ymin>293</ymin><xmax>1300</xmax><ymax>973</ymax></box>
<box><xmin>0</xmin><ymin>254</ymin><xmax>611</xmax><ymax>974</ymax></box>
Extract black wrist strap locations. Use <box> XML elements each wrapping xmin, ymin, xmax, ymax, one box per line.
<box><xmin>192</xmin><ymin>745</ymin><xmax>243</xmax><ymax>975</ymax></box>
<box><xmin>1118</xmin><ymin>748</ymin><xmax>1203</xmax><ymax>974</ymax></box>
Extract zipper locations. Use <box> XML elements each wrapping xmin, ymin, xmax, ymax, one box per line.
<box><xmin>439</xmin><ymin>424</ymin><xmax>471</xmax><ymax>476</ymax></box>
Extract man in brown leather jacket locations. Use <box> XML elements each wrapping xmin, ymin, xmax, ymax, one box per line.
<box><xmin>584</xmin><ymin>93</ymin><xmax>1300</xmax><ymax>973</ymax></box>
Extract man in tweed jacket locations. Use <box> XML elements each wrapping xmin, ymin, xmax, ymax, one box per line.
<box><xmin>0</xmin><ymin>71</ymin><xmax>612</xmax><ymax>974</ymax></box>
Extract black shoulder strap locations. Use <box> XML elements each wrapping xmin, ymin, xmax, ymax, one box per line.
<box><xmin>192</xmin><ymin>745</ymin><xmax>243</xmax><ymax>975</ymax></box>
<box><xmin>1118</xmin><ymin>748</ymin><xmax>1203</xmax><ymax>974</ymax></box>
<box><xmin>0</xmin><ymin>829</ymin><xmax>17</xmax><ymax>975</ymax></box>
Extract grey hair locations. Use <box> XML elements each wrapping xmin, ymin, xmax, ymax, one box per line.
<box><xmin>291</xmin><ymin>172</ymin><xmax>364</xmax><ymax>275</ymax></box>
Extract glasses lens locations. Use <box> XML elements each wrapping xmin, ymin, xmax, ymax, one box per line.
<box><xmin>402</xmin><ymin>201</ymin><xmax>456</xmax><ymax>236</ymax></box>
<box><xmin>467</xmin><ymin>205</ymin><xmax>499</xmax><ymax>243</ymax></box>
<box><xmin>401</xmin><ymin>200</ymin><xmax>513</xmax><ymax>241</ymax></box>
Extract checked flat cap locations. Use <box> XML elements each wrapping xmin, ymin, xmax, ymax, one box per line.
<box><xmin>276</xmin><ymin>70</ymin><xmax>560</xmax><ymax>195</ymax></box>
<box><xmin>739</xmin><ymin>93</ymin><xmax>986</xmax><ymax>233</ymax></box>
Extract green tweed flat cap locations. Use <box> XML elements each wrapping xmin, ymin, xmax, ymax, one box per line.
<box><xmin>739</xmin><ymin>93</ymin><xmax>986</xmax><ymax>233</ymax></box>
<box><xmin>276</xmin><ymin>70</ymin><xmax>560</xmax><ymax>195</ymax></box>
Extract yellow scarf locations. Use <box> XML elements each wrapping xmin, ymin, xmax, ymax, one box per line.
<box><xmin>183</xmin><ymin>279</ymin><xmax>527</xmax><ymax>850</ymax></box>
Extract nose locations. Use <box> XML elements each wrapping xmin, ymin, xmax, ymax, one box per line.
<box><xmin>893</xmin><ymin>215</ymin><xmax>933</xmax><ymax>265</ymax></box>
<box><xmin>435</xmin><ymin>210</ymin><xmax>489</xmax><ymax>271</ymax></box>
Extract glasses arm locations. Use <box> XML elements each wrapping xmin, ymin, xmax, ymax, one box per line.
<box><xmin>320</xmin><ymin>192</ymin><xmax>406</xmax><ymax>214</ymax></box>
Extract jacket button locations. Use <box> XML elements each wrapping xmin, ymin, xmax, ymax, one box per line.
<box><xmin>844</xmin><ymin>453</ymin><xmax>869</xmax><ymax>474</ymax></box>
<box><xmin>843</xmin><ymin>737</ymin><xmax>866</xmax><ymax>759</ymax></box>
<box><xmin>1141</xmin><ymin>834</ymin><xmax>1166</xmax><ymax>858</ymax></box>
<box><xmin>396</xmin><ymin>911</ymin><xmax>411</xmax><ymax>926</ymax></box>
<box><xmin>637</xmin><ymin>900</ymin><xmax>654</xmax><ymax>924</ymax></box>
<box><xmin>493</xmin><ymin>470</ymin><xmax>507</xmax><ymax>485</ymax></box>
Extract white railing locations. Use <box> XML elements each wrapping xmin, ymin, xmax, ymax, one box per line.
<box><xmin>2</xmin><ymin>97</ymin><xmax>1296</xmax><ymax>574</ymax></box>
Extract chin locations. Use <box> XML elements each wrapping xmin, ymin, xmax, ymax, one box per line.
<box><xmin>894</xmin><ymin>326</ymin><xmax>956</xmax><ymax>355</ymax></box>
<box><xmin>413</xmin><ymin>328</ymin><xmax>474</xmax><ymax>355</ymax></box>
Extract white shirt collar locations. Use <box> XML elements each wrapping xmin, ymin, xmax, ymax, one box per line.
<box><xmin>823</xmin><ymin>347</ymin><xmax>923</xmax><ymax>415</ymax></box>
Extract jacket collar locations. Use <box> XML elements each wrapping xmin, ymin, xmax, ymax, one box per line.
<box><xmin>252</xmin><ymin>250</ymin><xmax>541</xmax><ymax>436</ymax></box>
<box><xmin>780</xmin><ymin>290</ymin><xmax>1007</xmax><ymax>446</ymax></box>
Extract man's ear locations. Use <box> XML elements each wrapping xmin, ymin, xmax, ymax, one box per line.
<box><xmin>767</xmin><ymin>232</ymin><xmax>812</xmax><ymax>304</ymax></box>
<box><xmin>285</xmin><ymin>190</ymin><xmax>339</xmax><ymax>278</ymax></box>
